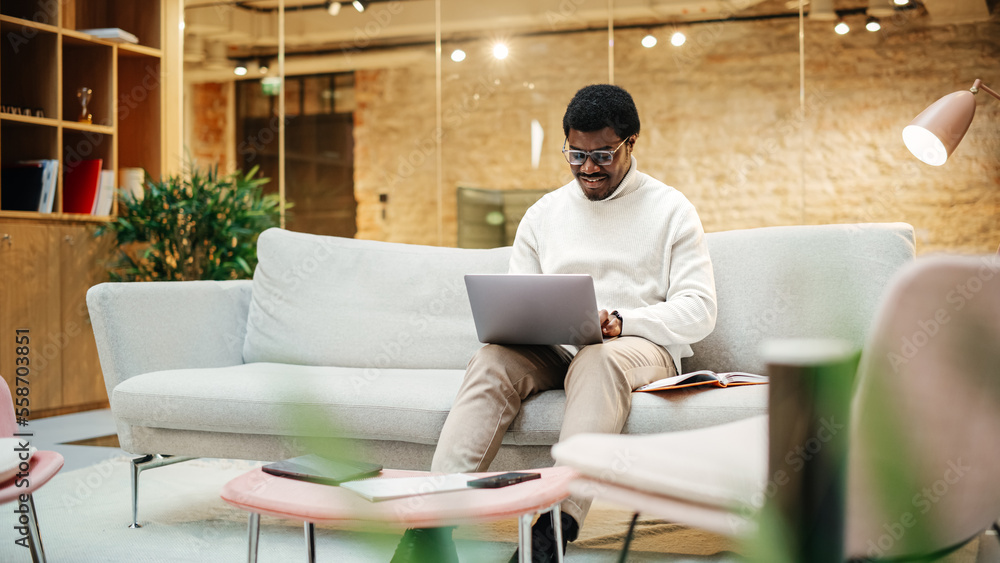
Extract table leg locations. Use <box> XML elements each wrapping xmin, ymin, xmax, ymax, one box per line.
<box><xmin>551</xmin><ymin>503</ymin><xmax>564</xmax><ymax>563</ymax></box>
<box><xmin>518</xmin><ymin>513</ymin><xmax>533</xmax><ymax>563</ymax></box>
<box><xmin>305</xmin><ymin>522</ymin><xmax>316</xmax><ymax>563</ymax></box>
<box><xmin>247</xmin><ymin>513</ymin><xmax>260</xmax><ymax>563</ymax></box>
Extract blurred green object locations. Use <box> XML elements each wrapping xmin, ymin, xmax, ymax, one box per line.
<box><xmin>96</xmin><ymin>164</ymin><xmax>288</xmax><ymax>282</ymax></box>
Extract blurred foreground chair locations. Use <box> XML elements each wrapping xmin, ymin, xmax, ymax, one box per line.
<box><xmin>0</xmin><ymin>381</ymin><xmax>64</xmax><ymax>562</ymax></box>
<box><xmin>554</xmin><ymin>254</ymin><xmax>1000</xmax><ymax>561</ymax></box>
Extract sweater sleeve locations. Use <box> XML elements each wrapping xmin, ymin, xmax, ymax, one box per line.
<box><xmin>620</xmin><ymin>205</ymin><xmax>717</xmax><ymax>348</ymax></box>
<box><xmin>508</xmin><ymin>205</ymin><xmax>543</xmax><ymax>274</ymax></box>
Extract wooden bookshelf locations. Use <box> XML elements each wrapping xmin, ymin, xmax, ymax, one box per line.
<box><xmin>0</xmin><ymin>0</ymin><xmax>172</xmax><ymax>414</ymax></box>
<box><xmin>0</xmin><ymin>0</ymin><xmax>164</xmax><ymax>220</ymax></box>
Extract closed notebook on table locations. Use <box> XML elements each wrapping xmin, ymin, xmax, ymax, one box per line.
<box><xmin>262</xmin><ymin>454</ymin><xmax>382</xmax><ymax>486</ymax></box>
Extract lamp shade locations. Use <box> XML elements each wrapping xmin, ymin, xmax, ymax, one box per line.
<box><xmin>902</xmin><ymin>90</ymin><xmax>976</xmax><ymax>166</ymax></box>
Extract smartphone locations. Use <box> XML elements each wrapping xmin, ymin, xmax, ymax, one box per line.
<box><xmin>467</xmin><ymin>471</ymin><xmax>541</xmax><ymax>489</ymax></box>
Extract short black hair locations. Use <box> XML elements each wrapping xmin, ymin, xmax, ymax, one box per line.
<box><xmin>562</xmin><ymin>84</ymin><xmax>640</xmax><ymax>140</ymax></box>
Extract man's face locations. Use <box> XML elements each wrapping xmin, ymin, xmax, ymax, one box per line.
<box><xmin>565</xmin><ymin>127</ymin><xmax>633</xmax><ymax>201</ymax></box>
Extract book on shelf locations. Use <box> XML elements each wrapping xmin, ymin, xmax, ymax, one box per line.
<box><xmin>21</xmin><ymin>159</ymin><xmax>58</xmax><ymax>213</ymax></box>
<box><xmin>63</xmin><ymin>158</ymin><xmax>103</xmax><ymax>214</ymax></box>
<box><xmin>634</xmin><ymin>370</ymin><xmax>769</xmax><ymax>392</ymax></box>
<box><xmin>92</xmin><ymin>170</ymin><xmax>116</xmax><ymax>216</ymax></box>
<box><xmin>1</xmin><ymin>163</ymin><xmax>45</xmax><ymax>211</ymax></box>
<box><xmin>78</xmin><ymin>27</ymin><xmax>139</xmax><ymax>44</ymax></box>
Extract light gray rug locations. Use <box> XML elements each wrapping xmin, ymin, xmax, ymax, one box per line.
<box><xmin>0</xmin><ymin>456</ymin><xmax>743</xmax><ymax>562</ymax></box>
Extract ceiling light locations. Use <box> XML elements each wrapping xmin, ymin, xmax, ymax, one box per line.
<box><xmin>451</xmin><ymin>49</ymin><xmax>466</xmax><ymax>62</ymax></box>
<box><xmin>492</xmin><ymin>43</ymin><xmax>508</xmax><ymax>60</ymax></box>
<box><xmin>867</xmin><ymin>0</ymin><xmax>896</xmax><ymax>17</ymax></box>
<box><xmin>866</xmin><ymin>16</ymin><xmax>881</xmax><ymax>31</ymax></box>
<box><xmin>641</xmin><ymin>34</ymin><xmax>657</xmax><ymax>48</ymax></box>
<box><xmin>258</xmin><ymin>58</ymin><xmax>269</xmax><ymax>74</ymax></box>
<box><xmin>809</xmin><ymin>0</ymin><xmax>837</xmax><ymax>21</ymax></box>
<box><xmin>893</xmin><ymin>0</ymin><xmax>908</xmax><ymax>5</ymax></box>
<box><xmin>352</xmin><ymin>0</ymin><xmax>366</xmax><ymax>12</ymax></box>
<box><xmin>326</xmin><ymin>1</ymin><xmax>341</xmax><ymax>15</ymax></box>
<box><xmin>234</xmin><ymin>61</ymin><xmax>248</xmax><ymax>76</ymax></box>
<box><xmin>204</xmin><ymin>40</ymin><xmax>228</xmax><ymax>69</ymax></box>
<box><xmin>670</xmin><ymin>31</ymin><xmax>686</xmax><ymax>46</ymax></box>
<box><xmin>903</xmin><ymin>79</ymin><xmax>999</xmax><ymax>166</ymax></box>
<box><xmin>834</xmin><ymin>20</ymin><xmax>850</xmax><ymax>34</ymax></box>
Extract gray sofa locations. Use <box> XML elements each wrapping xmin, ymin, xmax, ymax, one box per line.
<box><xmin>87</xmin><ymin>223</ymin><xmax>915</xmax><ymax>523</ymax></box>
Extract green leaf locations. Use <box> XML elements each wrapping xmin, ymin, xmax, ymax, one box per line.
<box><xmin>93</xmin><ymin>162</ymin><xmax>282</xmax><ymax>282</ymax></box>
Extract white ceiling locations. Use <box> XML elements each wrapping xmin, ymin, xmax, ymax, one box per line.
<box><xmin>182</xmin><ymin>0</ymin><xmax>992</xmax><ymax>82</ymax></box>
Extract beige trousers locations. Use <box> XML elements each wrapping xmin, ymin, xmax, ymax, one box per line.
<box><xmin>430</xmin><ymin>336</ymin><xmax>676</xmax><ymax>525</ymax></box>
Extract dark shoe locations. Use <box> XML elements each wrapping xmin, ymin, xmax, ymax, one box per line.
<box><xmin>390</xmin><ymin>527</ymin><xmax>459</xmax><ymax>563</ymax></box>
<box><xmin>508</xmin><ymin>514</ymin><xmax>579</xmax><ymax>563</ymax></box>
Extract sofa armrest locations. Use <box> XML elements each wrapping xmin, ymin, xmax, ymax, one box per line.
<box><xmin>87</xmin><ymin>280</ymin><xmax>252</xmax><ymax>397</ymax></box>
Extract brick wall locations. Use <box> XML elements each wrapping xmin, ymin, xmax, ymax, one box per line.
<box><xmin>190</xmin><ymin>82</ymin><xmax>230</xmax><ymax>171</ymax></box>
<box><xmin>353</xmin><ymin>11</ymin><xmax>1000</xmax><ymax>254</ymax></box>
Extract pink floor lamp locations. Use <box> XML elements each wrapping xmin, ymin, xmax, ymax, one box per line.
<box><xmin>902</xmin><ymin>79</ymin><xmax>999</xmax><ymax>167</ymax></box>
<box><xmin>902</xmin><ymin>79</ymin><xmax>1000</xmax><ymax>254</ymax></box>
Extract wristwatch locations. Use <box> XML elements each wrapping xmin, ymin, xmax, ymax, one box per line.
<box><xmin>610</xmin><ymin>310</ymin><xmax>623</xmax><ymax>330</ymax></box>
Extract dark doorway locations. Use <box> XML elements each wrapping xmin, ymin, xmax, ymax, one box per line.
<box><xmin>235</xmin><ymin>73</ymin><xmax>357</xmax><ymax>238</ymax></box>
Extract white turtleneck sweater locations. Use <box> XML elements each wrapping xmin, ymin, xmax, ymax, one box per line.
<box><xmin>508</xmin><ymin>156</ymin><xmax>717</xmax><ymax>374</ymax></box>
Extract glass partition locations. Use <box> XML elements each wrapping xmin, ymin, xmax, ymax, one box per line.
<box><xmin>182</xmin><ymin>0</ymin><xmax>1000</xmax><ymax>253</ymax></box>
<box><xmin>439</xmin><ymin>27</ymin><xmax>610</xmax><ymax>247</ymax></box>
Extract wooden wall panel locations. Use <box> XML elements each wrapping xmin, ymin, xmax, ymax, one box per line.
<box><xmin>0</xmin><ymin>222</ymin><xmax>62</xmax><ymax>411</ymax></box>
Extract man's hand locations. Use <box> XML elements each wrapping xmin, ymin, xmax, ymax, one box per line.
<box><xmin>599</xmin><ymin>309</ymin><xmax>622</xmax><ymax>338</ymax></box>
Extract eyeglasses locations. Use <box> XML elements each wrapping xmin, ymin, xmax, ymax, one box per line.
<box><xmin>561</xmin><ymin>137</ymin><xmax>629</xmax><ymax>166</ymax></box>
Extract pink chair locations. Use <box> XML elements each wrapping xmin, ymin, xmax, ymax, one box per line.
<box><xmin>555</xmin><ymin>254</ymin><xmax>1000</xmax><ymax>560</ymax></box>
<box><xmin>0</xmin><ymin>381</ymin><xmax>64</xmax><ymax>563</ymax></box>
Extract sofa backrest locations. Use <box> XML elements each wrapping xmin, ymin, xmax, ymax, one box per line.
<box><xmin>245</xmin><ymin>223</ymin><xmax>915</xmax><ymax>375</ymax></box>
<box><xmin>686</xmin><ymin>223</ymin><xmax>915</xmax><ymax>375</ymax></box>
<box><xmin>243</xmin><ymin>228</ymin><xmax>510</xmax><ymax>370</ymax></box>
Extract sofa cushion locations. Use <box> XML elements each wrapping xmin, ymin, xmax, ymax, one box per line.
<box><xmin>688</xmin><ymin>223</ymin><xmax>915</xmax><ymax>374</ymax></box>
<box><xmin>113</xmin><ymin>363</ymin><xmax>466</xmax><ymax>445</ymax></box>
<box><xmin>243</xmin><ymin>229</ymin><xmax>510</xmax><ymax>370</ymax></box>
<box><xmin>112</xmin><ymin>363</ymin><xmax>767</xmax><ymax>447</ymax></box>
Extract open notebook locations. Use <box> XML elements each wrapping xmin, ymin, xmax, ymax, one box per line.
<box><xmin>339</xmin><ymin>474</ymin><xmax>473</xmax><ymax>502</ymax></box>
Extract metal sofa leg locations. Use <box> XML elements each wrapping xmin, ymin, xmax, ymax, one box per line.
<box><xmin>25</xmin><ymin>494</ymin><xmax>46</xmax><ymax>563</ymax></box>
<box><xmin>129</xmin><ymin>454</ymin><xmax>197</xmax><ymax>528</ymax></box>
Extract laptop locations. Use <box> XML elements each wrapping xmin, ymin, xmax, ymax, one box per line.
<box><xmin>464</xmin><ymin>274</ymin><xmax>604</xmax><ymax>346</ymax></box>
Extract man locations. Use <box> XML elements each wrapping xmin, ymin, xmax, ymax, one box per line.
<box><xmin>391</xmin><ymin>84</ymin><xmax>717</xmax><ymax>562</ymax></box>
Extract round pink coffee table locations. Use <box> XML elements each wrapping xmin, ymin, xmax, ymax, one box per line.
<box><xmin>221</xmin><ymin>466</ymin><xmax>575</xmax><ymax>563</ymax></box>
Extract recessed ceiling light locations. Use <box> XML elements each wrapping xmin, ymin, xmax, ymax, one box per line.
<box><xmin>641</xmin><ymin>35</ymin><xmax>657</xmax><ymax>48</ymax></box>
<box><xmin>834</xmin><ymin>21</ymin><xmax>850</xmax><ymax>34</ymax></box>
<box><xmin>326</xmin><ymin>1</ymin><xmax>341</xmax><ymax>16</ymax></box>
<box><xmin>451</xmin><ymin>49</ymin><xmax>466</xmax><ymax>62</ymax></box>
<box><xmin>492</xmin><ymin>43</ymin><xmax>509</xmax><ymax>60</ymax></box>
<box><xmin>670</xmin><ymin>31</ymin><xmax>686</xmax><ymax>46</ymax></box>
<box><xmin>866</xmin><ymin>16</ymin><xmax>881</xmax><ymax>32</ymax></box>
<box><xmin>352</xmin><ymin>0</ymin><xmax>366</xmax><ymax>12</ymax></box>
<box><xmin>893</xmin><ymin>0</ymin><xmax>909</xmax><ymax>5</ymax></box>
<box><xmin>234</xmin><ymin>63</ymin><xmax>248</xmax><ymax>76</ymax></box>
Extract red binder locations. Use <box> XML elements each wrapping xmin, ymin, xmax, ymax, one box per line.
<box><xmin>63</xmin><ymin>158</ymin><xmax>103</xmax><ymax>214</ymax></box>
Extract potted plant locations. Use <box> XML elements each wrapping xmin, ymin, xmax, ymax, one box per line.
<box><xmin>97</xmin><ymin>164</ymin><xmax>287</xmax><ymax>282</ymax></box>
